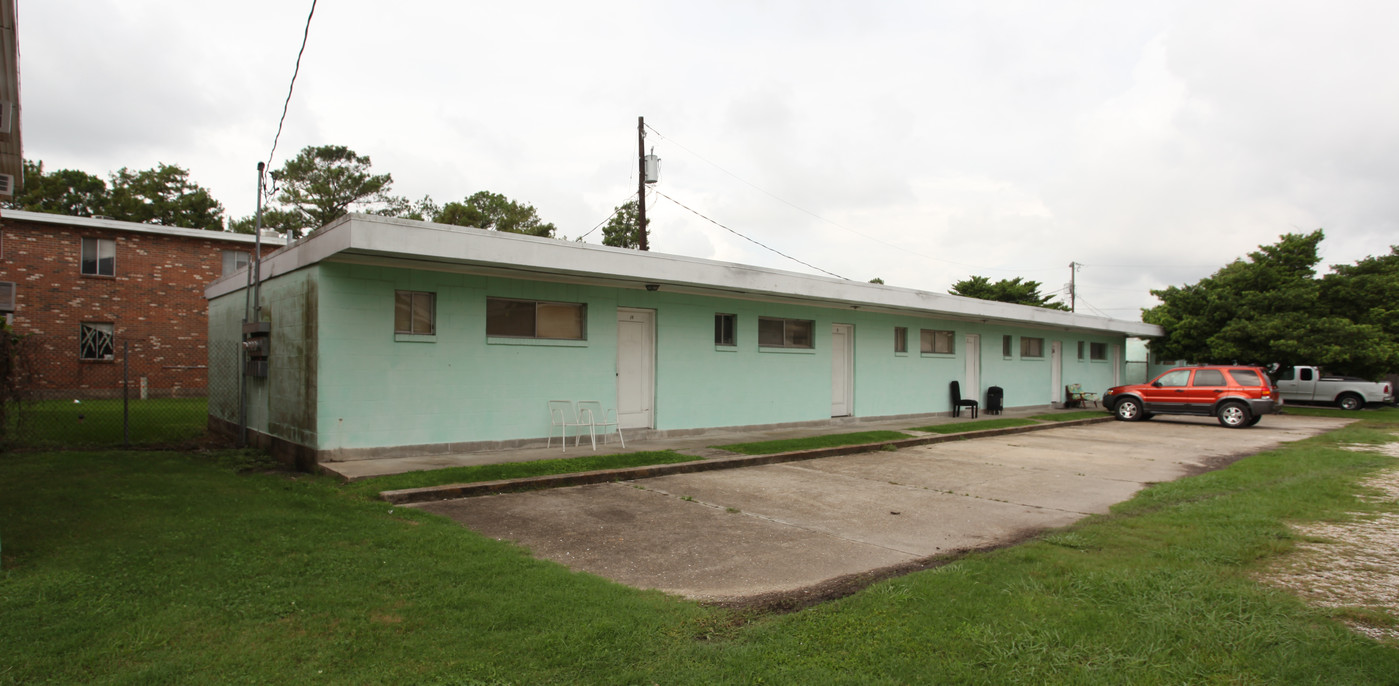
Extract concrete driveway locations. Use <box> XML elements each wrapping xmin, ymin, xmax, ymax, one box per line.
<box><xmin>413</xmin><ymin>415</ymin><xmax>1346</xmax><ymax>604</ymax></box>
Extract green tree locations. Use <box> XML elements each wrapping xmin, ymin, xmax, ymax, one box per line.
<box><xmin>435</xmin><ymin>191</ymin><xmax>556</xmax><ymax>237</ymax></box>
<box><xmin>270</xmin><ymin>145</ymin><xmax>396</xmax><ymax>237</ymax></box>
<box><xmin>227</xmin><ymin>208</ymin><xmax>308</xmax><ymax>236</ymax></box>
<box><xmin>104</xmin><ymin>163</ymin><xmax>226</xmax><ymax>231</ymax></box>
<box><xmin>1319</xmin><ymin>246</ymin><xmax>1399</xmax><ymax>345</ymax></box>
<box><xmin>1142</xmin><ymin>230</ymin><xmax>1399</xmax><ymax>379</ymax></box>
<box><xmin>6</xmin><ymin>160</ymin><xmax>109</xmax><ymax>217</ymax></box>
<box><xmin>600</xmin><ymin>200</ymin><xmax>648</xmax><ymax>249</ymax></box>
<box><xmin>949</xmin><ymin>275</ymin><xmax>1069</xmax><ymax>310</ymax></box>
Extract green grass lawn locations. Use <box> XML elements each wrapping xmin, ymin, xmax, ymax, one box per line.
<box><xmin>3</xmin><ymin>417</ymin><xmax>1398</xmax><ymax>683</ymax></box>
<box><xmin>713</xmin><ymin>430</ymin><xmax>913</xmax><ymax>455</ymax></box>
<box><xmin>3</xmin><ymin>397</ymin><xmax>209</xmax><ymax>448</ymax></box>
<box><xmin>346</xmin><ymin>450</ymin><xmax>695</xmax><ymax>497</ymax></box>
<box><xmin>908</xmin><ymin>418</ymin><xmax>1039</xmax><ymax>433</ymax></box>
<box><xmin>1029</xmin><ymin>409</ymin><xmax>1109</xmax><ymax>422</ymax></box>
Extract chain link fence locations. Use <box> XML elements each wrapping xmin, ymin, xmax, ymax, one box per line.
<box><xmin>1</xmin><ymin>333</ymin><xmax>238</xmax><ymax>450</ymax></box>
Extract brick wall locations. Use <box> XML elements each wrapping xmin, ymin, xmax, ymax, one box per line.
<box><xmin>0</xmin><ymin>215</ymin><xmax>258</xmax><ymax>396</ymax></box>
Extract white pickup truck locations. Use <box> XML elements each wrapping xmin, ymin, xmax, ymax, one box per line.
<box><xmin>1274</xmin><ymin>366</ymin><xmax>1395</xmax><ymax>410</ymax></box>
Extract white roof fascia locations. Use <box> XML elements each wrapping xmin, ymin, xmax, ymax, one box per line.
<box><xmin>205</xmin><ymin>213</ymin><xmax>1162</xmax><ymax>338</ymax></box>
<box><xmin>2</xmin><ymin>209</ymin><xmax>287</xmax><ymax>247</ymax></box>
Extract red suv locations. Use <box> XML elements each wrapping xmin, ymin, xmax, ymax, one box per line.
<box><xmin>1103</xmin><ymin>366</ymin><xmax>1281</xmax><ymax>428</ymax></box>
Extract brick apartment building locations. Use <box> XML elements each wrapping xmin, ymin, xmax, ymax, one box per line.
<box><xmin>0</xmin><ymin>209</ymin><xmax>285</xmax><ymax>398</ymax></box>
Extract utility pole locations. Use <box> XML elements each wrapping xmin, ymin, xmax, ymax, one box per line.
<box><xmin>1068</xmin><ymin>261</ymin><xmax>1078</xmax><ymax>312</ymax></box>
<box><xmin>637</xmin><ymin>116</ymin><xmax>648</xmax><ymax>251</ymax></box>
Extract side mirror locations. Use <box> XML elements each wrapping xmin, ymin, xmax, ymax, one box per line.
<box><xmin>1151</xmin><ymin>382</ymin><xmax>1163</xmax><ymax>388</ymax></box>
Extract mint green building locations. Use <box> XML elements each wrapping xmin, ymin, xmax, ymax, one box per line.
<box><xmin>206</xmin><ymin>214</ymin><xmax>1161</xmax><ymax>468</ymax></box>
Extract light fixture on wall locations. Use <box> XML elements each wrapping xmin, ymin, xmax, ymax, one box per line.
<box><xmin>645</xmin><ymin>284</ymin><xmax>660</xmax><ymax>292</ymax></box>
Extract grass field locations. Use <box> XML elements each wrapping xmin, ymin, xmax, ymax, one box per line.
<box><xmin>713</xmin><ymin>430</ymin><xmax>914</xmax><ymax>455</ymax></box>
<box><xmin>3</xmin><ymin>397</ymin><xmax>209</xmax><ymax>448</ymax></box>
<box><xmin>2</xmin><ymin>411</ymin><xmax>1398</xmax><ymax>683</ymax></box>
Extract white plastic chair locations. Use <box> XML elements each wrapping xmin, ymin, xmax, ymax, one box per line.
<box><xmin>577</xmin><ymin>400</ymin><xmax>625</xmax><ymax>449</ymax></box>
<box><xmin>547</xmin><ymin>400</ymin><xmax>593</xmax><ymax>452</ymax></box>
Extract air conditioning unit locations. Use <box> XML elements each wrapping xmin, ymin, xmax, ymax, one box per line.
<box><xmin>0</xmin><ymin>281</ymin><xmax>14</xmax><ymax>312</ymax></box>
<box><xmin>0</xmin><ymin>174</ymin><xmax>12</xmax><ymax>197</ymax></box>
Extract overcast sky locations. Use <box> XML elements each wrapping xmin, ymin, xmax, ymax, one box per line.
<box><xmin>18</xmin><ymin>1</ymin><xmax>1399</xmax><ymax>320</ymax></box>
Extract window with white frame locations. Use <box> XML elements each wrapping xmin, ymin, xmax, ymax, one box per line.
<box><xmin>920</xmin><ymin>329</ymin><xmax>954</xmax><ymax>355</ymax></box>
<box><xmin>487</xmin><ymin>298</ymin><xmax>586</xmax><ymax>340</ymax></box>
<box><xmin>395</xmin><ymin>290</ymin><xmax>436</xmax><ymax>335</ymax></box>
<box><xmin>715</xmin><ymin>313</ymin><xmax>736</xmax><ymax>346</ymax></box>
<box><xmin>758</xmin><ymin>317</ymin><xmax>814</xmax><ymax>349</ymax></box>
<box><xmin>1090</xmin><ymin>342</ymin><xmax>1108</xmax><ymax>361</ymax></box>
<box><xmin>894</xmin><ymin>327</ymin><xmax>908</xmax><ymax>353</ymax></box>
<box><xmin>80</xmin><ymin>322</ymin><xmax>115</xmax><ymax>360</ymax></box>
<box><xmin>80</xmin><ymin>237</ymin><xmax>115</xmax><ymax>276</ymax></box>
<box><xmin>1021</xmin><ymin>336</ymin><xmax>1045</xmax><ymax>358</ymax></box>
<box><xmin>221</xmin><ymin>250</ymin><xmax>251</xmax><ymax>277</ymax></box>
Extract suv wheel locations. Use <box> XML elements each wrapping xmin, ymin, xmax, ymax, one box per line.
<box><xmin>1114</xmin><ymin>398</ymin><xmax>1143</xmax><ymax>422</ymax></box>
<box><xmin>1217</xmin><ymin>402</ymin><xmax>1251</xmax><ymax>428</ymax></box>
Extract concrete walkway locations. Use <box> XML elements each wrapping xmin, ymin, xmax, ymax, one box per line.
<box><xmin>322</xmin><ymin>406</ymin><xmax>1083</xmax><ymax>481</ymax></box>
<box><xmin>410</xmin><ymin>414</ymin><xmax>1347</xmax><ymax>605</ymax></box>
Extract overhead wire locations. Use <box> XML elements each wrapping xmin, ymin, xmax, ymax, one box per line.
<box><xmin>642</xmin><ymin>122</ymin><xmax>1061</xmax><ymax>275</ymax></box>
<box><xmin>262</xmin><ymin>0</ymin><xmax>318</xmax><ymax>199</ymax></box>
<box><xmin>656</xmin><ymin>191</ymin><xmax>848</xmax><ymax>280</ymax></box>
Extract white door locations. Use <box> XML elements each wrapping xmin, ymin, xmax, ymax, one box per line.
<box><xmin>964</xmin><ymin>333</ymin><xmax>981</xmax><ymax>405</ymax></box>
<box><xmin>1050</xmin><ymin>340</ymin><xmax>1063</xmax><ymax>406</ymax></box>
<box><xmin>616</xmin><ymin>308</ymin><xmax>655</xmax><ymax>429</ymax></box>
<box><xmin>831</xmin><ymin>323</ymin><xmax>853</xmax><ymax>417</ymax></box>
<box><xmin>1111</xmin><ymin>344</ymin><xmax>1122</xmax><ymax>386</ymax></box>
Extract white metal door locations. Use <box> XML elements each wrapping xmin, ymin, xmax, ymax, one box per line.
<box><xmin>1111</xmin><ymin>344</ymin><xmax>1122</xmax><ymax>386</ymax></box>
<box><xmin>616</xmin><ymin>308</ymin><xmax>655</xmax><ymax>429</ymax></box>
<box><xmin>1050</xmin><ymin>340</ymin><xmax>1063</xmax><ymax>406</ymax></box>
<box><xmin>831</xmin><ymin>323</ymin><xmax>853</xmax><ymax>417</ymax></box>
<box><xmin>964</xmin><ymin>333</ymin><xmax>981</xmax><ymax>405</ymax></box>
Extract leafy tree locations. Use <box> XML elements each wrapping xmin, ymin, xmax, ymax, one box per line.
<box><xmin>105</xmin><ymin>163</ymin><xmax>226</xmax><ymax>231</ymax></box>
<box><xmin>869</xmin><ymin>277</ymin><xmax>885</xmax><ymax>285</ymax></box>
<box><xmin>949</xmin><ymin>275</ymin><xmax>1069</xmax><ymax>310</ymax></box>
<box><xmin>227</xmin><ymin>208</ymin><xmax>308</xmax><ymax>236</ymax></box>
<box><xmin>1142</xmin><ymin>230</ymin><xmax>1399</xmax><ymax>379</ymax></box>
<box><xmin>435</xmin><ymin>191</ymin><xmax>556</xmax><ymax>237</ymax></box>
<box><xmin>600</xmin><ymin>200</ymin><xmax>649</xmax><ymax>249</ymax></box>
<box><xmin>1319</xmin><ymin>246</ymin><xmax>1399</xmax><ymax>344</ymax></box>
<box><xmin>270</xmin><ymin>145</ymin><xmax>396</xmax><ymax>237</ymax></box>
<box><xmin>6</xmin><ymin>160</ymin><xmax>108</xmax><ymax>217</ymax></box>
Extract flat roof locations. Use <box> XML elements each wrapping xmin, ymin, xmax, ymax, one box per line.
<box><xmin>2</xmin><ymin>209</ymin><xmax>288</xmax><ymax>247</ymax></box>
<box><xmin>207</xmin><ymin>213</ymin><xmax>1161</xmax><ymax>338</ymax></box>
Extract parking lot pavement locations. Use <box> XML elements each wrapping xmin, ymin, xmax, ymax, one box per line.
<box><xmin>413</xmin><ymin>414</ymin><xmax>1348</xmax><ymax>603</ymax></box>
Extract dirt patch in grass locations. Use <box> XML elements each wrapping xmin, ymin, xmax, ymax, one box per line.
<box><xmin>1259</xmin><ymin>441</ymin><xmax>1399</xmax><ymax>642</ymax></box>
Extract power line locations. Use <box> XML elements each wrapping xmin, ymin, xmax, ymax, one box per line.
<box><xmin>655</xmin><ymin>190</ymin><xmax>848</xmax><ymax>280</ymax></box>
<box><xmin>642</xmin><ymin>122</ymin><xmax>1060</xmax><ymax>275</ymax></box>
<box><xmin>263</xmin><ymin>0</ymin><xmax>318</xmax><ymax>194</ymax></box>
<box><xmin>577</xmin><ymin>192</ymin><xmax>646</xmax><ymax>241</ymax></box>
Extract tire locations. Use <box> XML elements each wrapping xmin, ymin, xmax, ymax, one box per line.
<box><xmin>1336</xmin><ymin>393</ymin><xmax>1364</xmax><ymax>411</ymax></box>
<box><xmin>1217</xmin><ymin>402</ymin><xmax>1251</xmax><ymax>428</ymax></box>
<box><xmin>1245</xmin><ymin>415</ymin><xmax>1262</xmax><ymax>426</ymax></box>
<box><xmin>1114</xmin><ymin>398</ymin><xmax>1143</xmax><ymax>422</ymax></box>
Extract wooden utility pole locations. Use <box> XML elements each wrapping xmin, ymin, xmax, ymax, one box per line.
<box><xmin>637</xmin><ymin>116</ymin><xmax>649</xmax><ymax>251</ymax></box>
<box><xmin>1069</xmin><ymin>261</ymin><xmax>1078</xmax><ymax>312</ymax></box>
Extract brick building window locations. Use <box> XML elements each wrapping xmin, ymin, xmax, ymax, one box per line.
<box><xmin>81</xmin><ymin>237</ymin><xmax>115</xmax><ymax>276</ymax></box>
<box><xmin>222</xmin><ymin>250</ymin><xmax>250</xmax><ymax>277</ymax></box>
<box><xmin>80</xmin><ymin>322</ymin><xmax>115</xmax><ymax>360</ymax></box>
